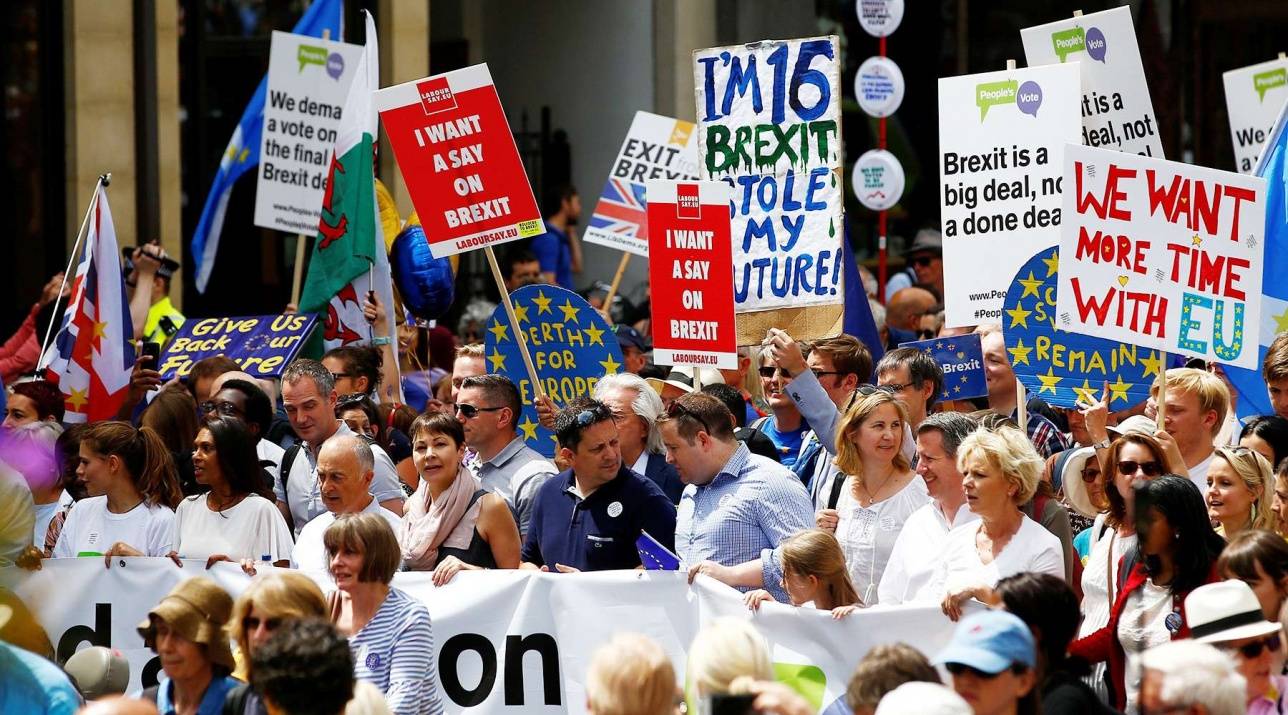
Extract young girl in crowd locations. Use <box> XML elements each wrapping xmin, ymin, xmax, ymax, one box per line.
<box><xmin>1207</xmin><ymin>446</ymin><xmax>1276</xmax><ymax>538</ymax></box>
<box><xmin>52</xmin><ymin>421</ymin><xmax>182</xmax><ymax>562</ymax></box>
<box><xmin>743</xmin><ymin>530</ymin><xmax>862</xmax><ymax>619</ymax></box>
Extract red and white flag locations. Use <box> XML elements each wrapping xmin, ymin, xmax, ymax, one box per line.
<box><xmin>38</xmin><ymin>185</ymin><xmax>136</xmax><ymax>422</ymax></box>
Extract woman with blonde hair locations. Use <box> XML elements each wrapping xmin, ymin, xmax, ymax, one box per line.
<box><xmin>1207</xmin><ymin>446</ymin><xmax>1276</xmax><ymax>538</ymax></box>
<box><xmin>934</xmin><ymin>427</ymin><xmax>1064</xmax><ymax>620</ymax></box>
<box><xmin>223</xmin><ymin>571</ymin><xmax>328</xmax><ymax>712</ymax></box>
<box><xmin>585</xmin><ymin>633</ymin><xmax>678</xmax><ymax>715</ymax></box>
<box><xmin>743</xmin><ymin>529</ymin><xmax>863</xmax><ymax>618</ymax></box>
<box><xmin>816</xmin><ymin>391</ymin><xmax>927</xmax><ymax>605</ymax></box>
<box><xmin>687</xmin><ymin>618</ymin><xmax>773</xmax><ymax>702</ymax></box>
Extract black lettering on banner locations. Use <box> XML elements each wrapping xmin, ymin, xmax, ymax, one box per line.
<box><xmin>439</xmin><ymin>633</ymin><xmax>498</xmax><ymax>707</ymax></box>
<box><xmin>504</xmin><ymin>633</ymin><xmax>561</xmax><ymax>706</ymax></box>
<box><xmin>57</xmin><ymin>603</ymin><xmax>111</xmax><ymax>663</ymax></box>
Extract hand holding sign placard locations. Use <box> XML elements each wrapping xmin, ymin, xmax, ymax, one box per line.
<box><xmin>484</xmin><ymin>285</ymin><xmax>623</xmax><ymax>458</ymax></box>
<box><xmin>1002</xmin><ymin>248</ymin><xmax>1161</xmax><ymax>409</ymax></box>
<box><xmin>1055</xmin><ymin>145</ymin><xmax>1266</xmax><ymax>369</ymax></box>
<box><xmin>157</xmin><ymin>314</ymin><xmax>317</xmax><ymax>379</ymax></box>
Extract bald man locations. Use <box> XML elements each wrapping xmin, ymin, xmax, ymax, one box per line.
<box><xmin>291</xmin><ymin>434</ymin><xmax>401</xmax><ymax>574</ymax></box>
<box><xmin>886</xmin><ymin>287</ymin><xmax>937</xmax><ymax>347</ymax></box>
<box><xmin>80</xmin><ymin>697</ymin><xmax>160</xmax><ymax>714</ymax></box>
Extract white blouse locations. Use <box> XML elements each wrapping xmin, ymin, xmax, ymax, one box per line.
<box><xmin>834</xmin><ymin>474</ymin><xmax>929</xmax><ymax>605</ymax></box>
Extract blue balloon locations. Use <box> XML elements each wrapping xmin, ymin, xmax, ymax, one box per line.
<box><xmin>391</xmin><ymin>223</ymin><xmax>455</xmax><ymax>321</ymax></box>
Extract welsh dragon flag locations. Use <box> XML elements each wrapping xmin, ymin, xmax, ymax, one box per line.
<box><xmin>299</xmin><ymin>11</ymin><xmax>396</xmax><ymax>355</ymax></box>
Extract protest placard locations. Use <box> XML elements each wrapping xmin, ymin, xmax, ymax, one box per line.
<box><xmin>1002</xmin><ymin>248</ymin><xmax>1162</xmax><ymax>408</ymax></box>
<box><xmin>254</xmin><ymin>32</ymin><xmax>363</xmax><ymax>233</ymax></box>
<box><xmin>694</xmin><ymin>36</ymin><xmax>844</xmax><ymax>343</ymax></box>
<box><xmin>898</xmin><ymin>333</ymin><xmax>988</xmax><ymax>401</ymax></box>
<box><xmin>374</xmin><ymin>64</ymin><xmax>543</xmax><ymax>259</ymax></box>
<box><xmin>156</xmin><ymin>313</ymin><xmax>317</xmax><ymax>379</ymax></box>
<box><xmin>483</xmin><ymin>285</ymin><xmax>623</xmax><ymax>457</ymax></box>
<box><xmin>1224</xmin><ymin>58</ymin><xmax>1288</xmax><ymax>174</ymax></box>
<box><xmin>938</xmin><ymin>63</ymin><xmax>1080</xmax><ymax>327</ymax></box>
<box><xmin>645</xmin><ymin>180</ymin><xmax>738</xmax><ymax>369</ymax></box>
<box><xmin>583</xmin><ymin>111</ymin><xmax>700</xmax><ymax>256</ymax></box>
<box><xmin>1022</xmin><ymin>6</ymin><xmax>1164</xmax><ymax>158</ymax></box>
<box><xmin>1055</xmin><ymin>144</ymin><xmax>1266</xmax><ymax>369</ymax></box>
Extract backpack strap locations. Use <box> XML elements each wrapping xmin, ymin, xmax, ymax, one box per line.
<box><xmin>279</xmin><ymin>443</ymin><xmax>304</xmax><ymax>532</ymax></box>
<box><xmin>827</xmin><ymin>474</ymin><xmax>848</xmax><ymax>510</ymax></box>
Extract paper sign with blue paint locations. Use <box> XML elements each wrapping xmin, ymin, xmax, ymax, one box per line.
<box><xmin>1003</xmin><ymin>248</ymin><xmax>1163</xmax><ymax>409</ymax></box>
<box><xmin>484</xmin><ymin>284</ymin><xmax>624</xmax><ymax>457</ymax></box>
<box><xmin>157</xmin><ymin>313</ymin><xmax>318</xmax><ymax>379</ymax></box>
<box><xmin>898</xmin><ymin>333</ymin><xmax>988</xmax><ymax>401</ymax></box>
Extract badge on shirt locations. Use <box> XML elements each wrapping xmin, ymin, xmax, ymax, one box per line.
<box><xmin>1164</xmin><ymin>610</ymin><xmax>1183</xmax><ymax>633</ymax></box>
<box><xmin>607</xmin><ymin>501</ymin><xmax>623</xmax><ymax>518</ymax></box>
<box><xmin>719</xmin><ymin>494</ymin><xmax>734</xmax><ymax>508</ymax></box>
<box><xmin>365</xmin><ymin>651</ymin><xmax>382</xmax><ymax>670</ymax></box>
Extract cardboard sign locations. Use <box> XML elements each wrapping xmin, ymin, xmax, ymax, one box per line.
<box><xmin>483</xmin><ymin>285</ymin><xmax>624</xmax><ymax>458</ymax></box>
<box><xmin>694</xmin><ymin>36</ymin><xmax>844</xmax><ymax>342</ymax></box>
<box><xmin>1223</xmin><ymin>58</ymin><xmax>1288</xmax><ymax>174</ymax></box>
<box><xmin>1056</xmin><ymin>145</ymin><xmax>1266</xmax><ymax>369</ymax></box>
<box><xmin>254</xmin><ymin>31</ymin><xmax>363</xmax><ymax>234</ymax></box>
<box><xmin>374</xmin><ymin>64</ymin><xmax>543</xmax><ymax>258</ymax></box>
<box><xmin>938</xmin><ymin>63</ymin><xmax>1080</xmax><ymax>327</ymax></box>
<box><xmin>645</xmin><ymin>180</ymin><xmax>738</xmax><ymax>369</ymax></box>
<box><xmin>583</xmin><ymin>111</ymin><xmax>700</xmax><ymax>256</ymax></box>
<box><xmin>898</xmin><ymin>333</ymin><xmax>988</xmax><ymax>401</ymax></box>
<box><xmin>1001</xmin><ymin>248</ymin><xmax>1162</xmax><ymax>409</ymax></box>
<box><xmin>1022</xmin><ymin>6</ymin><xmax>1164</xmax><ymax>158</ymax></box>
<box><xmin>156</xmin><ymin>313</ymin><xmax>317</xmax><ymax>379</ymax></box>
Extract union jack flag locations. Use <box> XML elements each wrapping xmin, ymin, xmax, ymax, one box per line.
<box><xmin>38</xmin><ymin>185</ymin><xmax>135</xmax><ymax>423</ymax></box>
<box><xmin>588</xmin><ymin>178</ymin><xmax>649</xmax><ymax>238</ymax></box>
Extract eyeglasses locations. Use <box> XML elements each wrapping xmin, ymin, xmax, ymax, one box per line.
<box><xmin>944</xmin><ymin>662</ymin><xmax>1024</xmax><ymax>679</ymax></box>
<box><xmin>758</xmin><ymin>366</ymin><xmax>785</xmax><ymax>378</ymax></box>
<box><xmin>1221</xmin><ymin>633</ymin><xmax>1282</xmax><ymax>659</ymax></box>
<box><xmin>455</xmin><ymin>403</ymin><xmax>506</xmax><ymax>419</ymax></box>
<box><xmin>242</xmin><ymin>615</ymin><xmax>282</xmax><ymax>633</ymax></box>
<box><xmin>1118</xmin><ymin>460</ymin><xmax>1164</xmax><ymax>477</ymax></box>
<box><xmin>666</xmin><ymin>401</ymin><xmax>713</xmax><ymax>434</ymax></box>
<box><xmin>911</xmin><ymin>255</ymin><xmax>937</xmax><ymax>267</ymax></box>
<box><xmin>811</xmin><ymin>369</ymin><xmax>841</xmax><ymax>379</ymax></box>
<box><xmin>199</xmin><ymin>400</ymin><xmax>242</xmax><ymax>417</ymax></box>
<box><xmin>881</xmin><ymin>382</ymin><xmax>914</xmax><ymax>392</ymax></box>
<box><xmin>330</xmin><ymin>371</ymin><xmax>352</xmax><ymax>381</ymax></box>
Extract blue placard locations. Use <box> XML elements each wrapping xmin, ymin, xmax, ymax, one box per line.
<box><xmin>156</xmin><ymin>314</ymin><xmax>318</xmax><ymax>380</ymax></box>
<box><xmin>484</xmin><ymin>285</ymin><xmax>624</xmax><ymax>458</ymax></box>
<box><xmin>899</xmin><ymin>333</ymin><xmax>988</xmax><ymax>401</ymax></box>
<box><xmin>1002</xmin><ymin>248</ymin><xmax>1163</xmax><ymax>409</ymax></box>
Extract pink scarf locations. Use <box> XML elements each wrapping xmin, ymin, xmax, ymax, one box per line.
<box><xmin>398</xmin><ymin>467</ymin><xmax>479</xmax><ymax>570</ymax></box>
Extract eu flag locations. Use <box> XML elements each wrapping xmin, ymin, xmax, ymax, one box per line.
<box><xmin>636</xmin><ymin>531</ymin><xmax>680</xmax><ymax>571</ymax></box>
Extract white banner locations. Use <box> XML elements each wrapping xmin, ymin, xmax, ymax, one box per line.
<box><xmin>1223</xmin><ymin>58</ymin><xmax>1288</xmax><ymax>174</ymax></box>
<box><xmin>254</xmin><ymin>31</ymin><xmax>363</xmax><ymax>233</ymax></box>
<box><xmin>1021</xmin><ymin>6</ymin><xmax>1164</xmax><ymax>158</ymax></box>
<box><xmin>2</xmin><ymin>560</ymin><xmax>960</xmax><ymax>714</ymax></box>
<box><xmin>937</xmin><ymin>63</ymin><xmax>1081</xmax><ymax>327</ymax></box>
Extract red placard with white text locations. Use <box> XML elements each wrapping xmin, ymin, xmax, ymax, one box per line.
<box><xmin>374</xmin><ymin>64</ymin><xmax>544</xmax><ymax>258</ymax></box>
<box><xmin>646</xmin><ymin>180</ymin><xmax>738</xmax><ymax>369</ymax></box>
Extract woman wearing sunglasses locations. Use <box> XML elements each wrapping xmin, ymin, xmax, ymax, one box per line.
<box><xmin>1071</xmin><ymin>432</ymin><xmax>1174</xmax><ymax>703</ymax></box>
<box><xmin>223</xmin><ymin>571</ymin><xmax>327</xmax><ymax>712</ymax></box>
<box><xmin>932</xmin><ymin>609</ymin><xmax>1040</xmax><ymax>715</ymax></box>
<box><xmin>1186</xmin><ymin>579</ymin><xmax>1287</xmax><ymax>715</ymax></box>
<box><xmin>1069</xmin><ymin>475</ymin><xmax>1225</xmax><ymax>713</ymax></box>
<box><xmin>1207</xmin><ymin>446</ymin><xmax>1277</xmax><ymax>538</ymax></box>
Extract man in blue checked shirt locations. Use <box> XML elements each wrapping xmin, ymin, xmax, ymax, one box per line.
<box><xmin>661</xmin><ymin>393</ymin><xmax>814</xmax><ymax>602</ymax></box>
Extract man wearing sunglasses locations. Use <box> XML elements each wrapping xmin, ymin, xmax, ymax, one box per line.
<box><xmin>521</xmin><ymin>398</ymin><xmax>675</xmax><ymax>572</ymax></box>
<box><xmin>662</xmin><ymin>393</ymin><xmax>813</xmax><ymax>603</ymax></box>
<box><xmin>1185</xmin><ymin>579</ymin><xmax>1287</xmax><ymax>714</ymax></box>
<box><xmin>456</xmin><ymin>375</ymin><xmax>556</xmax><ymax>538</ymax></box>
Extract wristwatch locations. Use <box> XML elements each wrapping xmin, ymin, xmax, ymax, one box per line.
<box><xmin>1092</xmin><ymin>438</ymin><xmax>1112</xmax><ymax>450</ymax></box>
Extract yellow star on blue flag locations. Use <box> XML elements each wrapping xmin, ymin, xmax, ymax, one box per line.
<box><xmin>488</xmin><ymin>320</ymin><xmax>509</xmax><ymax>343</ymax></box>
<box><xmin>558</xmin><ymin>299</ymin><xmax>580</xmax><ymax>323</ymax></box>
<box><xmin>532</xmin><ymin>291</ymin><xmax>553</xmax><ymax>315</ymax></box>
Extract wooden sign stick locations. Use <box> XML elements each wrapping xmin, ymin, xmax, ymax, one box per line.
<box><xmin>601</xmin><ymin>252</ymin><xmax>632</xmax><ymax>312</ymax></box>
<box><xmin>484</xmin><ymin>245</ymin><xmax>546</xmax><ymax>402</ymax></box>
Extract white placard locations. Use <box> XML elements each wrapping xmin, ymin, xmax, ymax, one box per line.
<box><xmin>938</xmin><ymin>63</ymin><xmax>1081</xmax><ymax>326</ymax></box>
<box><xmin>1056</xmin><ymin>144</ymin><xmax>1266</xmax><ymax>369</ymax></box>
<box><xmin>254</xmin><ymin>31</ymin><xmax>363</xmax><ymax>233</ymax></box>
<box><xmin>1022</xmin><ymin>6</ymin><xmax>1164</xmax><ymax>158</ymax></box>
<box><xmin>1223</xmin><ymin>58</ymin><xmax>1288</xmax><ymax>174</ymax></box>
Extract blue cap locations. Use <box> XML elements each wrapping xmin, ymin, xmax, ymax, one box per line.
<box><xmin>933</xmin><ymin>610</ymin><xmax>1035</xmax><ymax>674</ymax></box>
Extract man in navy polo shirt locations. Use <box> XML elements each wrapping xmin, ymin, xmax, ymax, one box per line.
<box><xmin>521</xmin><ymin>398</ymin><xmax>676</xmax><ymax>572</ymax></box>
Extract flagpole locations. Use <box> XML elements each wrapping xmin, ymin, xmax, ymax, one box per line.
<box><xmin>41</xmin><ymin>173</ymin><xmax>109</xmax><ymax>364</ymax></box>
<box><xmin>484</xmin><ymin>246</ymin><xmax>546</xmax><ymax>403</ymax></box>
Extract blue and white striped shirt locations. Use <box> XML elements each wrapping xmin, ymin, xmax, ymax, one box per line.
<box><xmin>348</xmin><ymin>587</ymin><xmax>444</xmax><ymax>715</ymax></box>
<box><xmin>675</xmin><ymin>443</ymin><xmax>815</xmax><ymax>601</ymax></box>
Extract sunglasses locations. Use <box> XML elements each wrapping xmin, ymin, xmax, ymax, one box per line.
<box><xmin>944</xmin><ymin>662</ymin><xmax>1025</xmax><ymax>679</ymax></box>
<box><xmin>843</xmin><ymin>383</ymin><xmax>897</xmax><ymax>412</ymax></box>
<box><xmin>330</xmin><ymin>371</ymin><xmax>352</xmax><ymax>381</ymax></box>
<box><xmin>1222</xmin><ymin>633</ymin><xmax>1282</xmax><ymax>659</ymax></box>
<box><xmin>666</xmin><ymin>401</ymin><xmax>713</xmax><ymax>434</ymax></box>
<box><xmin>758</xmin><ymin>366</ymin><xmax>785</xmax><ymax>378</ymax></box>
<box><xmin>911</xmin><ymin>256</ymin><xmax>937</xmax><ymax>267</ymax></box>
<box><xmin>336</xmin><ymin>392</ymin><xmax>369</xmax><ymax>407</ymax></box>
<box><xmin>1081</xmin><ymin>466</ymin><xmax>1101</xmax><ymax>483</ymax></box>
<box><xmin>1118</xmin><ymin>460</ymin><xmax>1164</xmax><ymax>477</ymax></box>
<box><xmin>455</xmin><ymin>403</ymin><xmax>506</xmax><ymax>419</ymax></box>
<box><xmin>242</xmin><ymin>615</ymin><xmax>282</xmax><ymax>633</ymax></box>
<box><xmin>199</xmin><ymin>400</ymin><xmax>242</xmax><ymax>417</ymax></box>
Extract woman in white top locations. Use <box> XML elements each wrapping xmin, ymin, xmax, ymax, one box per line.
<box><xmin>52</xmin><ymin>421</ymin><xmax>183</xmax><ymax>563</ymax></box>
<box><xmin>169</xmin><ymin>417</ymin><xmax>293</xmax><ymax>567</ymax></box>
<box><xmin>816</xmin><ymin>390</ymin><xmax>927</xmax><ymax>605</ymax></box>
<box><xmin>937</xmin><ymin>426</ymin><xmax>1064</xmax><ymax>621</ymax></box>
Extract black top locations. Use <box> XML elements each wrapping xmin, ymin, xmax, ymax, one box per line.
<box><xmin>437</xmin><ymin>489</ymin><xmax>498</xmax><ymax>569</ymax></box>
<box><xmin>1042</xmin><ymin>671</ymin><xmax>1120</xmax><ymax>715</ymax></box>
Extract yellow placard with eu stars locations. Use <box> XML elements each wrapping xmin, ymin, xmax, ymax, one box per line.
<box><xmin>1003</xmin><ymin>247</ymin><xmax>1163</xmax><ymax>409</ymax></box>
<box><xmin>483</xmin><ymin>284</ymin><xmax>624</xmax><ymax>457</ymax></box>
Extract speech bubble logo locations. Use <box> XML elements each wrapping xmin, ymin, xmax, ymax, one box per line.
<box><xmin>1051</xmin><ymin>27</ymin><xmax>1085</xmax><ymax>63</ymax></box>
<box><xmin>1016</xmin><ymin>80</ymin><xmax>1043</xmax><ymax>117</ymax></box>
<box><xmin>326</xmin><ymin>52</ymin><xmax>344</xmax><ymax>80</ymax></box>
<box><xmin>297</xmin><ymin>44</ymin><xmax>327</xmax><ymax>73</ymax></box>
<box><xmin>1084</xmin><ymin>27</ymin><xmax>1107</xmax><ymax>62</ymax></box>
<box><xmin>976</xmin><ymin>80</ymin><xmax>1018</xmax><ymax>121</ymax></box>
<box><xmin>1255</xmin><ymin>68</ymin><xmax>1288</xmax><ymax>102</ymax></box>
